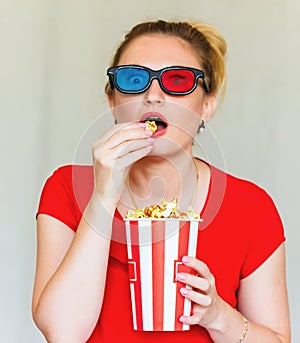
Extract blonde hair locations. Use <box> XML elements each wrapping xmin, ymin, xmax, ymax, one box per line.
<box><xmin>105</xmin><ymin>20</ymin><xmax>227</xmax><ymax>100</ymax></box>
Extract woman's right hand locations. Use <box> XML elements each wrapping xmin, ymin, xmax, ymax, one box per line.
<box><xmin>91</xmin><ymin>122</ymin><xmax>153</xmax><ymax>209</ymax></box>
<box><xmin>32</xmin><ymin>124</ymin><xmax>152</xmax><ymax>342</ymax></box>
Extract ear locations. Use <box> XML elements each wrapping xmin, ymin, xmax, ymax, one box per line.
<box><xmin>107</xmin><ymin>94</ymin><xmax>117</xmax><ymax>122</ymax></box>
<box><xmin>201</xmin><ymin>93</ymin><xmax>217</xmax><ymax>122</ymax></box>
<box><xmin>108</xmin><ymin>94</ymin><xmax>115</xmax><ymax>110</ymax></box>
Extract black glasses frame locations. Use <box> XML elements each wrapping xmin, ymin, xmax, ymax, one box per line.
<box><xmin>107</xmin><ymin>65</ymin><xmax>210</xmax><ymax>95</ymax></box>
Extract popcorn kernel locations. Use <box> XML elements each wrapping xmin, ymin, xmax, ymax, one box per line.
<box><xmin>125</xmin><ymin>197</ymin><xmax>200</xmax><ymax>219</ymax></box>
<box><xmin>145</xmin><ymin>120</ymin><xmax>158</xmax><ymax>133</ymax></box>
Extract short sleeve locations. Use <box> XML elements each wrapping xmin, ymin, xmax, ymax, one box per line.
<box><xmin>240</xmin><ymin>185</ymin><xmax>286</xmax><ymax>278</ymax></box>
<box><xmin>36</xmin><ymin>165</ymin><xmax>89</xmax><ymax>231</ymax></box>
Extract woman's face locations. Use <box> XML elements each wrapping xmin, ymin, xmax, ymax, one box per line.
<box><xmin>109</xmin><ymin>34</ymin><xmax>216</xmax><ymax>154</ymax></box>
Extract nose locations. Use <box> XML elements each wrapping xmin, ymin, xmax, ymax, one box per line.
<box><xmin>143</xmin><ymin>79</ymin><xmax>165</xmax><ymax>106</ymax></box>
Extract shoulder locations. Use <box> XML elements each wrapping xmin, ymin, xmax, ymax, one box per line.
<box><xmin>207</xmin><ymin>165</ymin><xmax>285</xmax><ymax>277</ymax></box>
<box><xmin>45</xmin><ymin>163</ymin><xmax>94</xmax><ymax>208</ymax></box>
<box><xmin>48</xmin><ymin>164</ymin><xmax>93</xmax><ymax>182</ymax></box>
<box><xmin>203</xmin><ymin>163</ymin><xmax>284</xmax><ymax>229</ymax></box>
<box><xmin>45</xmin><ymin>164</ymin><xmax>94</xmax><ymax>194</ymax></box>
<box><xmin>210</xmin><ymin>164</ymin><xmax>276</xmax><ymax>207</ymax></box>
<box><xmin>37</xmin><ymin>165</ymin><xmax>94</xmax><ymax>231</ymax></box>
<box><xmin>210</xmin><ymin>164</ymin><xmax>285</xmax><ymax>238</ymax></box>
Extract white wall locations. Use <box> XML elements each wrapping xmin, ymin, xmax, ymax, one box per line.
<box><xmin>1</xmin><ymin>0</ymin><xmax>299</xmax><ymax>341</ymax></box>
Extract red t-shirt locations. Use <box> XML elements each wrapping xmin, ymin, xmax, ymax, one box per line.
<box><xmin>37</xmin><ymin>163</ymin><xmax>285</xmax><ymax>342</ymax></box>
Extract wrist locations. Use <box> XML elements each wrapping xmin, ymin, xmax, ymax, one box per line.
<box><xmin>83</xmin><ymin>191</ymin><xmax>116</xmax><ymax>236</ymax></box>
<box><xmin>206</xmin><ymin>297</ymin><xmax>227</xmax><ymax>334</ymax></box>
<box><xmin>237</xmin><ymin>316</ymin><xmax>248</xmax><ymax>343</ymax></box>
<box><xmin>89</xmin><ymin>190</ymin><xmax>117</xmax><ymax>214</ymax></box>
<box><xmin>207</xmin><ymin>302</ymin><xmax>249</xmax><ymax>343</ymax></box>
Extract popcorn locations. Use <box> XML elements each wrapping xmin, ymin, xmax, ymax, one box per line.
<box><xmin>125</xmin><ymin>197</ymin><xmax>200</xmax><ymax>219</ymax></box>
<box><xmin>145</xmin><ymin>120</ymin><xmax>158</xmax><ymax>133</ymax></box>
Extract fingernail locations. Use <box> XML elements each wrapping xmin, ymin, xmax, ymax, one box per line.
<box><xmin>182</xmin><ymin>256</ymin><xmax>189</xmax><ymax>263</ymax></box>
<box><xmin>179</xmin><ymin>316</ymin><xmax>186</xmax><ymax>323</ymax></box>
<box><xmin>176</xmin><ymin>273</ymin><xmax>185</xmax><ymax>281</ymax></box>
<box><xmin>139</xmin><ymin>122</ymin><xmax>147</xmax><ymax>128</ymax></box>
<box><xmin>180</xmin><ymin>287</ymin><xmax>189</xmax><ymax>295</ymax></box>
<box><xmin>146</xmin><ymin>137</ymin><xmax>154</xmax><ymax>143</ymax></box>
<box><xmin>145</xmin><ymin>129</ymin><xmax>153</xmax><ymax>136</ymax></box>
<box><xmin>146</xmin><ymin>145</ymin><xmax>153</xmax><ymax>150</ymax></box>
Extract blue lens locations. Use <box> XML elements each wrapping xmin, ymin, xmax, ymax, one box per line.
<box><xmin>116</xmin><ymin>67</ymin><xmax>150</xmax><ymax>92</ymax></box>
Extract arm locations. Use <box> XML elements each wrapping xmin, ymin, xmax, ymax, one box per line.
<box><xmin>32</xmin><ymin>122</ymin><xmax>153</xmax><ymax>343</ymax></box>
<box><xmin>178</xmin><ymin>243</ymin><xmax>291</xmax><ymax>342</ymax></box>
<box><xmin>32</xmin><ymin>200</ymin><xmax>113</xmax><ymax>343</ymax></box>
<box><xmin>236</xmin><ymin>242</ymin><xmax>290</xmax><ymax>342</ymax></box>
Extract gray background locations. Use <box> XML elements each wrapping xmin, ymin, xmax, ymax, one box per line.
<box><xmin>1</xmin><ymin>0</ymin><xmax>299</xmax><ymax>341</ymax></box>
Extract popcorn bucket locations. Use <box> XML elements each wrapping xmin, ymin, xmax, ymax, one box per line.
<box><xmin>124</xmin><ymin>218</ymin><xmax>202</xmax><ymax>331</ymax></box>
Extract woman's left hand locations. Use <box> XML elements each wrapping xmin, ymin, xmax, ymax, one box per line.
<box><xmin>177</xmin><ymin>256</ymin><xmax>224</xmax><ymax>330</ymax></box>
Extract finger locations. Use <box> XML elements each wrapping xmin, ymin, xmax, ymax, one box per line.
<box><xmin>94</xmin><ymin>137</ymin><xmax>153</xmax><ymax>168</ymax></box>
<box><xmin>116</xmin><ymin>144</ymin><xmax>153</xmax><ymax>170</ymax></box>
<box><xmin>181</xmin><ymin>256</ymin><xmax>212</xmax><ymax>279</ymax></box>
<box><xmin>179</xmin><ymin>287</ymin><xmax>212</xmax><ymax>306</ymax></box>
<box><xmin>179</xmin><ymin>314</ymin><xmax>201</xmax><ymax>326</ymax></box>
<box><xmin>95</xmin><ymin>122</ymin><xmax>138</xmax><ymax>142</ymax></box>
<box><xmin>177</xmin><ymin>273</ymin><xmax>210</xmax><ymax>292</ymax></box>
<box><xmin>106</xmin><ymin>122</ymin><xmax>147</xmax><ymax>138</ymax></box>
<box><xmin>116</xmin><ymin>138</ymin><xmax>154</xmax><ymax>159</ymax></box>
<box><xmin>96</xmin><ymin>122</ymin><xmax>150</xmax><ymax>149</ymax></box>
<box><xmin>179</xmin><ymin>305</ymin><xmax>206</xmax><ymax>326</ymax></box>
<box><xmin>106</xmin><ymin>128</ymin><xmax>152</xmax><ymax>150</ymax></box>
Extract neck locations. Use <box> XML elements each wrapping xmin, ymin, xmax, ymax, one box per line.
<box><xmin>125</xmin><ymin>153</ymin><xmax>198</xmax><ymax>211</ymax></box>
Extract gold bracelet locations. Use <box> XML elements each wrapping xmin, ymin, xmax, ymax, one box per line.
<box><xmin>237</xmin><ymin>316</ymin><xmax>248</xmax><ymax>343</ymax></box>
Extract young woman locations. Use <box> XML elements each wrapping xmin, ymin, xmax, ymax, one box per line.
<box><xmin>32</xmin><ymin>20</ymin><xmax>291</xmax><ymax>342</ymax></box>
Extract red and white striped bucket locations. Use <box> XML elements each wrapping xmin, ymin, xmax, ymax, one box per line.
<box><xmin>124</xmin><ymin>218</ymin><xmax>201</xmax><ymax>331</ymax></box>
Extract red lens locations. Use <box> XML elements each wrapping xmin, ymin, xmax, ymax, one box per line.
<box><xmin>161</xmin><ymin>69</ymin><xmax>195</xmax><ymax>93</ymax></box>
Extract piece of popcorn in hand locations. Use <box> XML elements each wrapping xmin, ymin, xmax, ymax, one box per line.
<box><xmin>145</xmin><ymin>120</ymin><xmax>157</xmax><ymax>133</ymax></box>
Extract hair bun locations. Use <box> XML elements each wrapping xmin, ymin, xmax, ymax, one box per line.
<box><xmin>188</xmin><ymin>22</ymin><xmax>227</xmax><ymax>100</ymax></box>
<box><xmin>189</xmin><ymin>22</ymin><xmax>227</xmax><ymax>58</ymax></box>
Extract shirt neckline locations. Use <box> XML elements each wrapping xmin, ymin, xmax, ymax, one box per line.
<box><xmin>115</xmin><ymin>158</ymin><xmax>214</xmax><ymax>220</ymax></box>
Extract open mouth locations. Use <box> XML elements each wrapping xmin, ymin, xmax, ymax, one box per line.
<box><xmin>141</xmin><ymin>113</ymin><xmax>168</xmax><ymax>136</ymax></box>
